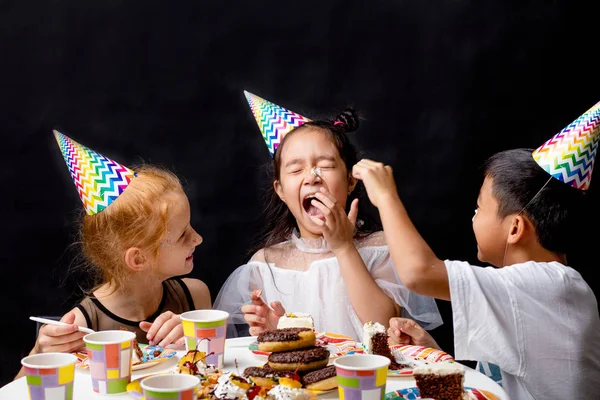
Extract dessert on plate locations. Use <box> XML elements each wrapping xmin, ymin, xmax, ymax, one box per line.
<box><xmin>413</xmin><ymin>362</ymin><xmax>466</xmax><ymax>400</ymax></box>
<box><xmin>257</xmin><ymin>328</ymin><xmax>316</xmax><ymax>353</ymax></box>
<box><xmin>362</xmin><ymin>321</ymin><xmax>416</xmax><ymax>370</ymax></box>
<box><xmin>248</xmin><ymin>317</ymin><xmax>338</xmax><ymax>394</ymax></box>
<box><xmin>177</xmin><ymin>349</ymin><xmax>223</xmax><ymax>399</ymax></box>
<box><xmin>276</xmin><ymin>313</ymin><xmax>315</xmax><ymax>330</ymax></box>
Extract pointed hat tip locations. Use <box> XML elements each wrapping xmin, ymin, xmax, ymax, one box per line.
<box><xmin>52</xmin><ymin>129</ymin><xmax>65</xmax><ymax>142</ymax></box>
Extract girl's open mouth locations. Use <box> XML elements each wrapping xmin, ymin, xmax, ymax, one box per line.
<box><xmin>302</xmin><ymin>195</ymin><xmax>325</xmax><ymax>219</ymax></box>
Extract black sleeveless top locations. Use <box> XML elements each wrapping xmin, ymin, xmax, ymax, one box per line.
<box><xmin>76</xmin><ymin>277</ymin><xmax>195</xmax><ymax>344</ymax></box>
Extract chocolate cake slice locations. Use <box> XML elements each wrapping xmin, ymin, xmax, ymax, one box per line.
<box><xmin>413</xmin><ymin>362</ymin><xmax>466</xmax><ymax>400</ymax></box>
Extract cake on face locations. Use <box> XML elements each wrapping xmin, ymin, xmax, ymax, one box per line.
<box><xmin>276</xmin><ymin>313</ymin><xmax>314</xmax><ymax>330</ymax></box>
<box><xmin>413</xmin><ymin>362</ymin><xmax>466</xmax><ymax>400</ymax></box>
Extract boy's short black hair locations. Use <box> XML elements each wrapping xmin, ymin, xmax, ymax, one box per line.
<box><xmin>483</xmin><ymin>148</ymin><xmax>587</xmax><ymax>255</ymax></box>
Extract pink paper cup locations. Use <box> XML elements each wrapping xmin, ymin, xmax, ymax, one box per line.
<box><xmin>21</xmin><ymin>352</ymin><xmax>78</xmax><ymax>400</ymax></box>
<box><xmin>180</xmin><ymin>310</ymin><xmax>229</xmax><ymax>368</ymax></box>
<box><xmin>83</xmin><ymin>330</ymin><xmax>136</xmax><ymax>395</ymax></box>
<box><xmin>141</xmin><ymin>374</ymin><xmax>201</xmax><ymax>400</ymax></box>
<box><xmin>333</xmin><ymin>354</ymin><xmax>391</xmax><ymax>400</ymax></box>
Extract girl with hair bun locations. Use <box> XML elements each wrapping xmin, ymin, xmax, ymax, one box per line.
<box><xmin>214</xmin><ymin>92</ymin><xmax>442</xmax><ymax>340</ymax></box>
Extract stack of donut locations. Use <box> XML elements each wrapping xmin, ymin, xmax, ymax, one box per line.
<box><xmin>244</xmin><ymin>327</ymin><xmax>338</xmax><ymax>391</ymax></box>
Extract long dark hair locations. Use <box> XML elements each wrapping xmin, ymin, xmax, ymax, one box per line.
<box><xmin>248</xmin><ymin>108</ymin><xmax>382</xmax><ymax>259</ymax></box>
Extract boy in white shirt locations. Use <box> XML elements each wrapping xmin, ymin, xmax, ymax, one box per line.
<box><xmin>352</xmin><ymin>102</ymin><xmax>600</xmax><ymax>400</ymax></box>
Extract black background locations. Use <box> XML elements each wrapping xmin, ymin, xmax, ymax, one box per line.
<box><xmin>1</xmin><ymin>0</ymin><xmax>599</xmax><ymax>387</ymax></box>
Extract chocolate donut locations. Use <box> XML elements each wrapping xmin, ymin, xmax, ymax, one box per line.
<box><xmin>267</xmin><ymin>346</ymin><xmax>330</xmax><ymax>373</ymax></box>
<box><xmin>257</xmin><ymin>328</ymin><xmax>316</xmax><ymax>352</ymax></box>
<box><xmin>301</xmin><ymin>365</ymin><xmax>338</xmax><ymax>391</ymax></box>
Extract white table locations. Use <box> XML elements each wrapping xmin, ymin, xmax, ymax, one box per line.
<box><xmin>0</xmin><ymin>337</ymin><xmax>508</xmax><ymax>399</ymax></box>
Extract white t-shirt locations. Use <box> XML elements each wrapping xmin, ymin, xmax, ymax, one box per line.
<box><xmin>214</xmin><ymin>231</ymin><xmax>443</xmax><ymax>341</ymax></box>
<box><xmin>446</xmin><ymin>260</ymin><xmax>600</xmax><ymax>400</ymax></box>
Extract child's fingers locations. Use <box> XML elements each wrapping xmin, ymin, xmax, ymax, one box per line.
<box><xmin>270</xmin><ymin>301</ymin><xmax>286</xmax><ymax>317</ymax></box>
<box><xmin>244</xmin><ymin>313</ymin><xmax>266</xmax><ymax>325</ymax></box>
<box><xmin>37</xmin><ymin>330</ymin><xmax>86</xmax><ymax>353</ymax></box>
<box><xmin>347</xmin><ymin>199</ymin><xmax>359</xmax><ymax>226</ymax></box>
<box><xmin>145</xmin><ymin>311</ymin><xmax>179</xmax><ymax>343</ymax></box>
<box><xmin>241</xmin><ymin>304</ymin><xmax>258</xmax><ymax>314</ymax></box>
<box><xmin>351</xmin><ymin>163</ymin><xmax>369</xmax><ymax>180</ymax></box>
<box><xmin>250</xmin><ymin>289</ymin><xmax>267</xmax><ymax>306</ymax></box>
<box><xmin>314</xmin><ymin>191</ymin><xmax>348</xmax><ymax>221</ymax></box>
<box><xmin>157</xmin><ymin>324</ymin><xmax>184</xmax><ymax>348</ymax></box>
<box><xmin>352</xmin><ymin>159</ymin><xmax>382</xmax><ymax>179</ymax></box>
<box><xmin>314</xmin><ymin>190</ymin><xmax>338</xmax><ymax>209</ymax></box>
<box><xmin>309</xmin><ymin>215</ymin><xmax>326</xmax><ymax>227</ymax></box>
<box><xmin>242</xmin><ymin>304</ymin><xmax>268</xmax><ymax>319</ymax></box>
<box><xmin>310</xmin><ymin>200</ymin><xmax>336</xmax><ymax>230</ymax></box>
<box><xmin>59</xmin><ymin>311</ymin><xmax>76</xmax><ymax>324</ymax></box>
<box><xmin>39</xmin><ymin>311</ymin><xmax>79</xmax><ymax>337</ymax></box>
<box><xmin>44</xmin><ymin>336</ymin><xmax>86</xmax><ymax>354</ymax></box>
<box><xmin>398</xmin><ymin>318</ymin><xmax>427</xmax><ymax>341</ymax></box>
<box><xmin>150</xmin><ymin>316</ymin><xmax>182</xmax><ymax>346</ymax></box>
<box><xmin>387</xmin><ymin>318</ymin><xmax>404</xmax><ymax>341</ymax></box>
<box><xmin>357</xmin><ymin>159</ymin><xmax>380</xmax><ymax>167</ymax></box>
<box><xmin>39</xmin><ymin>323</ymin><xmax>78</xmax><ymax>338</ymax></box>
<box><xmin>398</xmin><ymin>332</ymin><xmax>413</xmax><ymax>345</ymax></box>
<box><xmin>393</xmin><ymin>318</ymin><xmax>439</xmax><ymax>349</ymax></box>
<box><xmin>139</xmin><ymin>321</ymin><xmax>152</xmax><ymax>333</ymax></box>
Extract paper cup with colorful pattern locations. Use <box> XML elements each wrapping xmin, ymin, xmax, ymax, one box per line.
<box><xmin>180</xmin><ymin>310</ymin><xmax>229</xmax><ymax>368</ymax></box>
<box><xmin>21</xmin><ymin>353</ymin><xmax>78</xmax><ymax>400</ymax></box>
<box><xmin>141</xmin><ymin>374</ymin><xmax>200</xmax><ymax>400</ymax></box>
<box><xmin>83</xmin><ymin>330</ymin><xmax>136</xmax><ymax>395</ymax></box>
<box><xmin>333</xmin><ymin>354</ymin><xmax>391</xmax><ymax>400</ymax></box>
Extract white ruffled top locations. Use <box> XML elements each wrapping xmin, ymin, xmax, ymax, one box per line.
<box><xmin>214</xmin><ymin>230</ymin><xmax>443</xmax><ymax>341</ymax></box>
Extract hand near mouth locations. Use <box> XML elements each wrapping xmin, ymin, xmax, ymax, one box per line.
<box><xmin>308</xmin><ymin>187</ymin><xmax>359</xmax><ymax>253</ymax></box>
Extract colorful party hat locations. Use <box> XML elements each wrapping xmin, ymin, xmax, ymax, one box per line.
<box><xmin>532</xmin><ymin>101</ymin><xmax>600</xmax><ymax>190</ymax></box>
<box><xmin>244</xmin><ymin>90</ymin><xmax>311</xmax><ymax>156</ymax></box>
<box><xmin>53</xmin><ymin>130</ymin><xmax>136</xmax><ymax>215</ymax></box>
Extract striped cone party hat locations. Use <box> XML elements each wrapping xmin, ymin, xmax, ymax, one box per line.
<box><xmin>244</xmin><ymin>90</ymin><xmax>311</xmax><ymax>156</ymax></box>
<box><xmin>53</xmin><ymin>130</ymin><xmax>136</xmax><ymax>215</ymax></box>
<box><xmin>532</xmin><ymin>101</ymin><xmax>600</xmax><ymax>190</ymax></box>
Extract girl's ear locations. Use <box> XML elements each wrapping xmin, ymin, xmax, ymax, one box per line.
<box><xmin>124</xmin><ymin>247</ymin><xmax>147</xmax><ymax>271</ymax></box>
<box><xmin>348</xmin><ymin>175</ymin><xmax>358</xmax><ymax>194</ymax></box>
<box><xmin>273</xmin><ymin>180</ymin><xmax>285</xmax><ymax>202</ymax></box>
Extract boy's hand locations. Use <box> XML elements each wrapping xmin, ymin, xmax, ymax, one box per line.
<box><xmin>352</xmin><ymin>159</ymin><xmax>399</xmax><ymax>208</ymax></box>
<box><xmin>140</xmin><ymin>311</ymin><xmax>183</xmax><ymax>347</ymax></box>
<box><xmin>34</xmin><ymin>312</ymin><xmax>86</xmax><ymax>354</ymax></box>
<box><xmin>388</xmin><ymin>317</ymin><xmax>441</xmax><ymax>350</ymax></box>
<box><xmin>241</xmin><ymin>290</ymin><xmax>286</xmax><ymax>336</ymax></box>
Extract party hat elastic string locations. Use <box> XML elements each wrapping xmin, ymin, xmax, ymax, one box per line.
<box><xmin>501</xmin><ymin>176</ymin><xmax>553</xmax><ymax>267</ymax></box>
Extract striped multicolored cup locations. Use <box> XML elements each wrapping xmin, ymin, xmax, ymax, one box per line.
<box><xmin>180</xmin><ymin>310</ymin><xmax>229</xmax><ymax>368</ymax></box>
<box><xmin>21</xmin><ymin>353</ymin><xmax>78</xmax><ymax>400</ymax></box>
<box><xmin>333</xmin><ymin>354</ymin><xmax>391</xmax><ymax>400</ymax></box>
<box><xmin>83</xmin><ymin>330</ymin><xmax>136</xmax><ymax>395</ymax></box>
<box><xmin>141</xmin><ymin>374</ymin><xmax>200</xmax><ymax>400</ymax></box>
